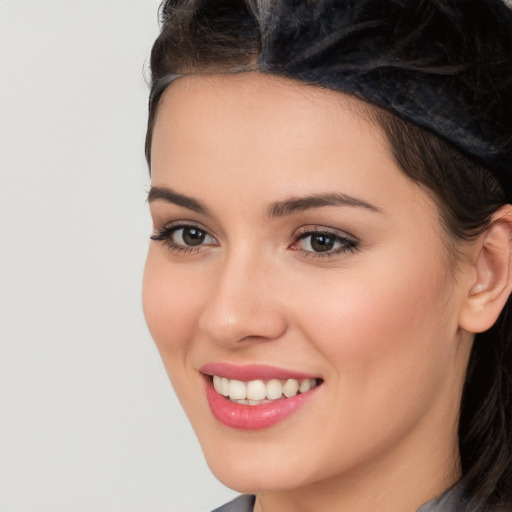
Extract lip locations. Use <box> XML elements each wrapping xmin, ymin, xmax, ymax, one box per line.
<box><xmin>200</xmin><ymin>363</ymin><xmax>322</xmax><ymax>430</ymax></box>
<box><xmin>200</xmin><ymin>362</ymin><xmax>318</xmax><ymax>381</ymax></box>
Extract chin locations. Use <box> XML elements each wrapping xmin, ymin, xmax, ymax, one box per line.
<box><xmin>194</xmin><ymin>421</ymin><xmax>335</xmax><ymax>495</ymax></box>
<box><xmin>204</xmin><ymin>451</ymin><xmax>308</xmax><ymax>494</ymax></box>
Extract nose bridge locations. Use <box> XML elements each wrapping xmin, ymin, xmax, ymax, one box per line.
<box><xmin>198</xmin><ymin>245</ymin><xmax>287</xmax><ymax>345</ymax></box>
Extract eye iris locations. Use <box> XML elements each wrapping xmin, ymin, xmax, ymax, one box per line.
<box><xmin>310</xmin><ymin>233</ymin><xmax>335</xmax><ymax>252</ymax></box>
<box><xmin>182</xmin><ymin>227</ymin><xmax>205</xmax><ymax>246</ymax></box>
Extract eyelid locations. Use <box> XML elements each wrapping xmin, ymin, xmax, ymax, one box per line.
<box><xmin>292</xmin><ymin>225</ymin><xmax>358</xmax><ymax>242</ymax></box>
<box><xmin>162</xmin><ymin>219</ymin><xmax>208</xmax><ymax>230</ymax></box>
<box><xmin>152</xmin><ymin>219</ymin><xmax>216</xmax><ymax>238</ymax></box>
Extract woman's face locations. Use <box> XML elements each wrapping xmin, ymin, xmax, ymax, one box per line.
<box><xmin>143</xmin><ymin>73</ymin><xmax>472</xmax><ymax>496</ymax></box>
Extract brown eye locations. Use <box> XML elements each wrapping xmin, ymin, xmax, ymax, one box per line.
<box><xmin>172</xmin><ymin>226</ymin><xmax>212</xmax><ymax>247</ymax></box>
<box><xmin>309</xmin><ymin>233</ymin><xmax>336</xmax><ymax>252</ymax></box>
<box><xmin>294</xmin><ymin>230</ymin><xmax>358</xmax><ymax>255</ymax></box>
<box><xmin>180</xmin><ymin>227</ymin><xmax>206</xmax><ymax>246</ymax></box>
<box><xmin>150</xmin><ymin>223</ymin><xmax>218</xmax><ymax>252</ymax></box>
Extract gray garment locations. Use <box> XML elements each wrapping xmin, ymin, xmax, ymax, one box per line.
<box><xmin>211</xmin><ymin>482</ymin><xmax>472</xmax><ymax>512</ymax></box>
<box><xmin>211</xmin><ymin>495</ymin><xmax>255</xmax><ymax>512</ymax></box>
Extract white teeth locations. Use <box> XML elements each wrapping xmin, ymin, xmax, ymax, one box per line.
<box><xmin>235</xmin><ymin>399</ymin><xmax>273</xmax><ymax>406</ymax></box>
<box><xmin>299</xmin><ymin>378</ymin><xmax>316</xmax><ymax>393</ymax></box>
<box><xmin>299</xmin><ymin>378</ymin><xmax>311</xmax><ymax>393</ymax></box>
<box><xmin>228</xmin><ymin>380</ymin><xmax>247</xmax><ymax>400</ymax></box>
<box><xmin>266</xmin><ymin>379</ymin><xmax>283</xmax><ymax>400</ymax></box>
<box><xmin>212</xmin><ymin>376</ymin><xmax>319</xmax><ymax>402</ymax></box>
<box><xmin>220</xmin><ymin>377</ymin><xmax>230</xmax><ymax>396</ymax></box>
<box><xmin>283</xmin><ymin>379</ymin><xmax>299</xmax><ymax>397</ymax></box>
<box><xmin>246</xmin><ymin>380</ymin><xmax>267</xmax><ymax>400</ymax></box>
<box><xmin>213</xmin><ymin>375</ymin><xmax>222</xmax><ymax>394</ymax></box>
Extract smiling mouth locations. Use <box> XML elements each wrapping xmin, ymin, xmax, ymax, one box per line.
<box><xmin>203</xmin><ymin>368</ymin><xmax>323</xmax><ymax>429</ymax></box>
<box><xmin>210</xmin><ymin>375</ymin><xmax>321</xmax><ymax>405</ymax></box>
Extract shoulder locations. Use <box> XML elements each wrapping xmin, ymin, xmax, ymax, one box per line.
<box><xmin>211</xmin><ymin>495</ymin><xmax>255</xmax><ymax>512</ymax></box>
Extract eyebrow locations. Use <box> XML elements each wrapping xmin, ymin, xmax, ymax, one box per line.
<box><xmin>147</xmin><ymin>186</ymin><xmax>381</xmax><ymax>218</ymax></box>
<box><xmin>147</xmin><ymin>186</ymin><xmax>209</xmax><ymax>215</ymax></box>
<box><xmin>267</xmin><ymin>192</ymin><xmax>382</xmax><ymax>218</ymax></box>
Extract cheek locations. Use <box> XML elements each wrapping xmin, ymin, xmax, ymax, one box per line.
<box><xmin>142</xmin><ymin>249</ymin><xmax>205</xmax><ymax>366</ymax></box>
<box><xmin>142</xmin><ymin>249</ymin><xmax>213</xmax><ymax>426</ymax></box>
<box><xmin>292</xmin><ymin>248</ymin><xmax>456</xmax><ymax>419</ymax></box>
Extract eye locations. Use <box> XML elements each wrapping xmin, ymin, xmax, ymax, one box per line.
<box><xmin>150</xmin><ymin>223</ymin><xmax>217</xmax><ymax>252</ymax></box>
<box><xmin>291</xmin><ymin>229</ymin><xmax>358</xmax><ymax>257</ymax></box>
<box><xmin>171</xmin><ymin>226</ymin><xmax>213</xmax><ymax>246</ymax></box>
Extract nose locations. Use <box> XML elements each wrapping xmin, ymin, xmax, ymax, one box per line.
<box><xmin>198</xmin><ymin>251</ymin><xmax>288</xmax><ymax>347</ymax></box>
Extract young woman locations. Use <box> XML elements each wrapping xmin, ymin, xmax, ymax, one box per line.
<box><xmin>142</xmin><ymin>1</ymin><xmax>512</xmax><ymax>511</ymax></box>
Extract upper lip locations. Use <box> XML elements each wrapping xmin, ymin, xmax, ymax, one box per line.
<box><xmin>200</xmin><ymin>362</ymin><xmax>319</xmax><ymax>381</ymax></box>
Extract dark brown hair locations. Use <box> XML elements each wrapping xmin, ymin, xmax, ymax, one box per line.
<box><xmin>146</xmin><ymin>1</ymin><xmax>512</xmax><ymax>508</ymax></box>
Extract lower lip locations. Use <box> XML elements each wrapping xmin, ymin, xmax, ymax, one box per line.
<box><xmin>204</xmin><ymin>377</ymin><xmax>320</xmax><ymax>430</ymax></box>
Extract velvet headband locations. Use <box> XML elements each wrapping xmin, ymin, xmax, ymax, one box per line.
<box><xmin>151</xmin><ymin>0</ymin><xmax>512</xmax><ymax>199</ymax></box>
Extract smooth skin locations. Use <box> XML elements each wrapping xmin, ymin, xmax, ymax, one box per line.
<box><xmin>143</xmin><ymin>72</ymin><xmax>512</xmax><ymax>512</ymax></box>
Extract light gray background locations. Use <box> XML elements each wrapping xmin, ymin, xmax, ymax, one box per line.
<box><xmin>0</xmin><ymin>1</ymin><xmax>237</xmax><ymax>511</ymax></box>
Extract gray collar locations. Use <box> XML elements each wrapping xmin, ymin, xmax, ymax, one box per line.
<box><xmin>211</xmin><ymin>482</ymin><xmax>472</xmax><ymax>512</ymax></box>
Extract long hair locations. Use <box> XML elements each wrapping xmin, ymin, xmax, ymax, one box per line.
<box><xmin>145</xmin><ymin>1</ymin><xmax>512</xmax><ymax>508</ymax></box>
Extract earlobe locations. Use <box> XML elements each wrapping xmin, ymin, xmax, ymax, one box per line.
<box><xmin>459</xmin><ymin>205</ymin><xmax>512</xmax><ymax>333</ymax></box>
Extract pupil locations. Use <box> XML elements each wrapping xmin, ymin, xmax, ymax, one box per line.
<box><xmin>183</xmin><ymin>228</ymin><xmax>205</xmax><ymax>246</ymax></box>
<box><xmin>311</xmin><ymin>233</ymin><xmax>334</xmax><ymax>252</ymax></box>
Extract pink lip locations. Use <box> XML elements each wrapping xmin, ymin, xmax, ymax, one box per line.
<box><xmin>200</xmin><ymin>362</ymin><xmax>317</xmax><ymax>381</ymax></box>
<box><xmin>200</xmin><ymin>364</ymin><xmax>322</xmax><ymax>430</ymax></box>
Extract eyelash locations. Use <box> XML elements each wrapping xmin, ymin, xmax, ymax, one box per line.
<box><xmin>150</xmin><ymin>222</ymin><xmax>217</xmax><ymax>254</ymax></box>
<box><xmin>150</xmin><ymin>223</ymin><xmax>359</xmax><ymax>259</ymax></box>
<box><xmin>291</xmin><ymin>228</ymin><xmax>359</xmax><ymax>258</ymax></box>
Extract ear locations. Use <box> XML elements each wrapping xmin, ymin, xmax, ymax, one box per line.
<box><xmin>459</xmin><ymin>205</ymin><xmax>512</xmax><ymax>333</ymax></box>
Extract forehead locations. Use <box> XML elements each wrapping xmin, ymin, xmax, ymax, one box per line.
<box><xmin>150</xmin><ymin>73</ymin><xmax>448</xmax><ymax>233</ymax></box>
<box><xmin>157</xmin><ymin>71</ymin><xmax>360</xmax><ymax>115</ymax></box>
<box><xmin>153</xmin><ymin>72</ymin><xmax>380</xmax><ymax>140</ymax></box>
<box><xmin>151</xmin><ymin>72</ymin><xmax>392</xmax><ymax>192</ymax></box>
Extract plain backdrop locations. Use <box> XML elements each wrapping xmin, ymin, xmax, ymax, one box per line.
<box><xmin>0</xmin><ymin>1</ymin><xmax>237</xmax><ymax>511</ymax></box>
